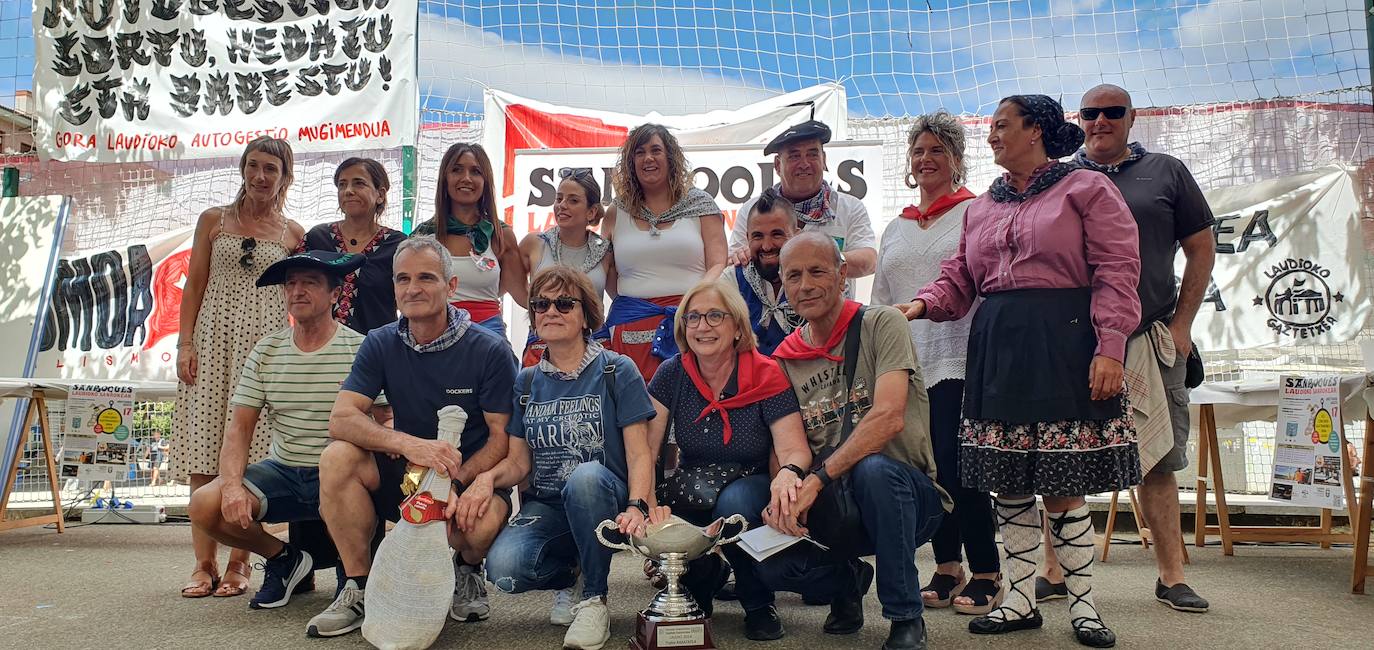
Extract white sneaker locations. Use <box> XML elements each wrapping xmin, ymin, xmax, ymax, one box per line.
<box><xmin>562</xmin><ymin>596</ymin><xmax>610</xmax><ymax>650</ymax></box>
<box><xmin>306</xmin><ymin>579</ymin><xmax>365</xmax><ymax>638</ymax></box>
<box><xmin>551</xmin><ymin>572</ymin><xmax>582</xmax><ymax>626</ymax></box>
<box><xmin>450</xmin><ymin>563</ymin><xmax>490</xmax><ymax>622</ymax></box>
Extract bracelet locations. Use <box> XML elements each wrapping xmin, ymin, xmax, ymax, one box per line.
<box><xmin>781</xmin><ymin>464</ymin><xmax>807</xmax><ymax>480</ymax></box>
<box><xmin>177</xmin><ymin>342</ymin><xmax>194</xmax><ymax>349</ymax></box>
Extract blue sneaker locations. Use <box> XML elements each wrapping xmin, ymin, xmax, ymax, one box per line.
<box><xmin>250</xmin><ymin>544</ymin><xmax>314</xmax><ymax>610</ymax></box>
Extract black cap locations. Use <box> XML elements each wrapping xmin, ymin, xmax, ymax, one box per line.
<box><xmin>256</xmin><ymin>250</ymin><xmax>365</xmax><ymax>287</ymax></box>
<box><xmin>764</xmin><ymin>120</ymin><xmax>832</xmax><ymax>155</ymax></box>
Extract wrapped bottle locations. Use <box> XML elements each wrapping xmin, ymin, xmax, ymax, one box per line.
<box><xmin>362</xmin><ymin>406</ymin><xmax>467</xmax><ymax>650</ymax></box>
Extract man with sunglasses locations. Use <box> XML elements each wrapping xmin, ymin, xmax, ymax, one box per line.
<box><xmin>1056</xmin><ymin>84</ymin><xmax>1214</xmax><ymax>614</ymax></box>
<box><xmin>720</xmin><ymin>188</ymin><xmax>804</xmax><ymax>355</ymax></box>
<box><xmin>310</xmin><ymin>236</ymin><xmax>518</xmax><ymax>638</ymax></box>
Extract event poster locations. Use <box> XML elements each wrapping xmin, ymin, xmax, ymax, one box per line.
<box><xmin>60</xmin><ymin>384</ymin><xmax>136</xmax><ymax>481</ymax></box>
<box><xmin>1268</xmin><ymin>375</ymin><xmax>1345</xmax><ymax>509</ymax></box>
<box><xmin>31</xmin><ymin>0</ymin><xmax>418</xmax><ymax>162</ymax></box>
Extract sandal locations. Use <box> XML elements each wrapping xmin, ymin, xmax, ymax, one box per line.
<box><xmin>213</xmin><ymin>560</ymin><xmax>252</xmax><ymax>598</ymax></box>
<box><xmin>953</xmin><ymin>576</ymin><xmax>1005</xmax><ymax>615</ymax></box>
<box><xmin>180</xmin><ymin>560</ymin><xmax>220</xmax><ymax>599</ymax></box>
<box><xmin>1035</xmin><ymin>576</ymin><xmax>1067</xmax><ymax>602</ymax></box>
<box><xmin>920</xmin><ymin>571</ymin><xmax>966</xmax><ymax>608</ymax></box>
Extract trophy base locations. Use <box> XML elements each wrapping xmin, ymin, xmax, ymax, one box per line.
<box><xmin>629</xmin><ymin>612</ymin><xmax>716</xmax><ymax>650</ymax></box>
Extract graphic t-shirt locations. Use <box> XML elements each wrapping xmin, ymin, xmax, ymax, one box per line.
<box><xmin>342</xmin><ymin>321</ymin><xmax>516</xmax><ymax>457</ymax></box>
<box><xmin>775</xmin><ymin>306</ymin><xmax>950</xmax><ymax>510</ymax></box>
<box><xmin>508</xmin><ymin>351</ymin><xmax>656</xmax><ymax>502</ymax></box>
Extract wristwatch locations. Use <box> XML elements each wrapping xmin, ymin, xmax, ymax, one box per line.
<box><xmin>781</xmin><ymin>464</ymin><xmax>807</xmax><ymax>480</ymax></box>
<box><xmin>627</xmin><ymin>498</ymin><xmax>650</xmax><ymax>516</ymax></box>
<box><xmin>812</xmin><ymin>464</ymin><xmax>834</xmax><ymax>488</ymax></box>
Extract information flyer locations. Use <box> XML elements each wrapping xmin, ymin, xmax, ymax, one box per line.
<box><xmin>1269</xmin><ymin>375</ymin><xmax>1344</xmax><ymax>508</ymax></box>
<box><xmin>60</xmin><ymin>384</ymin><xmax>136</xmax><ymax>482</ymax></box>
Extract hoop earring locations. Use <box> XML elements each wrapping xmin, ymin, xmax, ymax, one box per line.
<box><xmin>904</xmin><ymin>172</ymin><xmax>918</xmax><ymax>189</ymax></box>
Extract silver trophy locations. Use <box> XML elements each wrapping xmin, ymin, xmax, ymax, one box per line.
<box><xmin>595</xmin><ymin>514</ymin><xmax>748</xmax><ymax>650</ymax></box>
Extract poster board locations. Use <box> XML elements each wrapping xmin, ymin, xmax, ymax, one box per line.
<box><xmin>1269</xmin><ymin>374</ymin><xmax>1345</xmax><ymax>509</ymax></box>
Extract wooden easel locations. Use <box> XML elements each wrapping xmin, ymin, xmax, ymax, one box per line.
<box><xmin>1351</xmin><ymin>411</ymin><xmax>1373</xmax><ymax>594</ymax></box>
<box><xmin>1193</xmin><ymin>404</ymin><xmax>1357</xmax><ymax>555</ymax></box>
<box><xmin>0</xmin><ymin>390</ymin><xmax>64</xmax><ymax>533</ymax></box>
<box><xmin>1100</xmin><ymin>486</ymin><xmax>1190</xmax><ymax>564</ymax></box>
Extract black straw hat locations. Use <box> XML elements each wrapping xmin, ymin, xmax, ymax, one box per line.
<box><xmin>256</xmin><ymin>250</ymin><xmax>365</xmax><ymax>287</ymax></box>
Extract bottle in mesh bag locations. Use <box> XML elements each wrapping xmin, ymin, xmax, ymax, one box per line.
<box><xmin>362</xmin><ymin>406</ymin><xmax>467</xmax><ymax>650</ymax></box>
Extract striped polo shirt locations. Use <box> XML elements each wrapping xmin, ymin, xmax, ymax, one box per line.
<box><xmin>231</xmin><ymin>324</ymin><xmax>365</xmax><ymax>467</ymax></box>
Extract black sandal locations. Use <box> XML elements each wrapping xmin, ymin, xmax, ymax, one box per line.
<box><xmin>1036</xmin><ymin>576</ymin><xmax>1067</xmax><ymax>602</ymax></box>
<box><xmin>969</xmin><ymin>607</ymin><xmax>1043</xmax><ymax>635</ymax></box>
<box><xmin>953</xmin><ymin>576</ymin><xmax>1004</xmax><ymax>615</ymax></box>
<box><xmin>920</xmin><ymin>572</ymin><xmax>966</xmax><ymax>609</ymax></box>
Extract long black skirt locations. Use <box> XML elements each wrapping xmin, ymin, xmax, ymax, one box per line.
<box><xmin>959</xmin><ymin>288</ymin><xmax>1141</xmax><ymax>497</ymax></box>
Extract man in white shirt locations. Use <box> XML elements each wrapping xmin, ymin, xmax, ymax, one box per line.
<box><xmin>729</xmin><ymin>120</ymin><xmax>877</xmax><ymax>297</ymax></box>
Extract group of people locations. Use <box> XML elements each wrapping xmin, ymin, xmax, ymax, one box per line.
<box><xmin>173</xmin><ymin>84</ymin><xmax>1216</xmax><ymax>650</ymax></box>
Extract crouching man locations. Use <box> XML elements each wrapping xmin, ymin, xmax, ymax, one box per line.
<box><xmin>189</xmin><ymin>251</ymin><xmax>375</xmax><ymax>610</ymax></box>
<box><xmin>761</xmin><ymin>232</ymin><xmax>951</xmax><ymax>650</ymax></box>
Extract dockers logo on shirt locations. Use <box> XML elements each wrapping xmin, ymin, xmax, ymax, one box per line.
<box><xmin>445</xmin><ymin>388</ymin><xmax>474</xmax><ymax>395</ymax></box>
<box><xmin>799</xmin><ymin>377</ymin><xmax>872</xmax><ymax>431</ymax></box>
<box><xmin>1253</xmin><ymin>258</ymin><xmax>1345</xmax><ymax>339</ymax></box>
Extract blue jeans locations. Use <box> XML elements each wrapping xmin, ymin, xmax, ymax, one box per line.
<box><xmin>675</xmin><ymin>473</ymin><xmax>773</xmax><ymax>612</ymax></box>
<box><xmin>486</xmin><ymin>462</ymin><xmax>627</xmax><ymax>599</ymax></box>
<box><xmin>756</xmin><ymin>454</ymin><xmax>944</xmax><ymax>621</ymax></box>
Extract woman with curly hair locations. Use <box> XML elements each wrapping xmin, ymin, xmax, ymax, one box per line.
<box><xmin>601</xmin><ymin>124</ymin><xmax>727</xmax><ymax>381</ymax></box>
<box><xmin>901</xmin><ymin>95</ymin><xmax>1142</xmax><ymax>648</ymax></box>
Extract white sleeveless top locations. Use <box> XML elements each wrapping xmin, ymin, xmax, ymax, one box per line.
<box><xmin>451</xmin><ymin>244</ymin><xmax>502</xmax><ymax>303</ymax></box>
<box><xmin>534</xmin><ymin>237</ymin><xmax>609</xmax><ymax>296</ymax></box>
<box><xmin>612</xmin><ymin>212</ymin><xmax>705</xmax><ymax>298</ymax></box>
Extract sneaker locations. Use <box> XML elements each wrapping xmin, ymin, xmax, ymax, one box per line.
<box><xmin>551</xmin><ymin>587</ymin><xmax>577</xmax><ymax>626</ymax></box>
<box><xmin>450</xmin><ymin>562</ymin><xmax>491</xmax><ymax>622</ymax></box>
<box><xmin>306</xmin><ymin>579</ymin><xmax>365</xmax><ymax>638</ymax></box>
<box><xmin>249</xmin><ymin>545</ymin><xmax>314</xmax><ymax>610</ymax></box>
<box><xmin>562</xmin><ymin>596</ymin><xmax>610</xmax><ymax>650</ymax></box>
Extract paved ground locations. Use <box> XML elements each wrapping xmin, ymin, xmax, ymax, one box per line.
<box><xmin>0</xmin><ymin>522</ymin><xmax>1368</xmax><ymax>649</ymax></box>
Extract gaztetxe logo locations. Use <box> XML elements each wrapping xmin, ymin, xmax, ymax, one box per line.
<box><xmin>1253</xmin><ymin>258</ymin><xmax>1344</xmax><ymax>339</ymax></box>
<box><xmin>445</xmin><ymin>388</ymin><xmax>474</xmax><ymax>395</ymax></box>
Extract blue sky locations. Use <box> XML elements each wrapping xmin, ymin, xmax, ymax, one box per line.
<box><xmin>4</xmin><ymin>1</ymin><xmax>1369</xmax><ymax>119</ymax></box>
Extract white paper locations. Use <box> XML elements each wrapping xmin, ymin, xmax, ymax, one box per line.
<box><xmin>736</xmin><ymin>525</ymin><xmax>828</xmax><ymax>562</ymax></box>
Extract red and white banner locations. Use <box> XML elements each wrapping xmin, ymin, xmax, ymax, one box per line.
<box><xmin>482</xmin><ymin>84</ymin><xmax>849</xmax><ymax>224</ymax></box>
<box><xmin>33</xmin><ymin>226</ymin><xmax>193</xmax><ymax>382</ymax></box>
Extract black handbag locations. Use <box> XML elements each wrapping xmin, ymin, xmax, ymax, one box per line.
<box><xmin>805</xmin><ymin>306</ymin><xmax>872</xmax><ymax>558</ymax></box>
<box><xmin>1185</xmin><ymin>346</ymin><xmax>1204</xmax><ymax>389</ymax></box>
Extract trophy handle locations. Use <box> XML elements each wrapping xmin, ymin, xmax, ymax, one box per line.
<box><xmin>713</xmin><ymin>513</ymin><xmax>749</xmax><ymax>546</ymax></box>
<box><xmin>595</xmin><ymin>519</ymin><xmax>635</xmax><ymax>551</ymax></box>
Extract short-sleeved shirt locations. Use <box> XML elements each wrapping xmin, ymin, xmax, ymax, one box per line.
<box><xmin>231</xmin><ymin>324</ymin><xmax>366</xmax><ymax>467</ymax></box>
<box><xmin>730</xmin><ymin>189</ymin><xmax>876</xmax><ymax>296</ymax></box>
<box><xmin>648</xmin><ymin>354</ymin><xmax>800</xmax><ymax>468</ymax></box>
<box><xmin>302</xmin><ymin>223</ymin><xmax>404</xmax><ymax>335</ymax></box>
<box><xmin>508</xmin><ymin>350</ymin><xmax>656</xmax><ymax>502</ymax></box>
<box><xmin>1097</xmin><ymin>153</ymin><xmax>1215</xmax><ymax>331</ymax></box>
<box><xmin>341</xmin><ymin>321</ymin><xmax>517</xmax><ymax>458</ymax></box>
<box><xmin>775</xmin><ymin>306</ymin><xmax>951</xmax><ymax>510</ymax></box>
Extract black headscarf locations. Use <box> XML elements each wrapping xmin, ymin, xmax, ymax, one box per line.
<box><xmin>1001</xmin><ymin>94</ymin><xmax>1085</xmax><ymax>159</ymax></box>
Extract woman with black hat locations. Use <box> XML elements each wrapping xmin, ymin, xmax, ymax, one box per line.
<box><xmin>900</xmin><ymin>95</ymin><xmax>1142</xmax><ymax>648</ymax></box>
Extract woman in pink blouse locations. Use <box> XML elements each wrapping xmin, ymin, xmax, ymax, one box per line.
<box><xmin>900</xmin><ymin>94</ymin><xmax>1140</xmax><ymax>649</ymax></box>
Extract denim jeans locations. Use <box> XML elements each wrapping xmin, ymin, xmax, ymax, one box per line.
<box><xmin>675</xmin><ymin>473</ymin><xmax>773</xmax><ymax>613</ymax></box>
<box><xmin>755</xmin><ymin>454</ymin><xmax>945</xmax><ymax>621</ymax></box>
<box><xmin>486</xmin><ymin>461</ymin><xmax>627</xmax><ymax>599</ymax></box>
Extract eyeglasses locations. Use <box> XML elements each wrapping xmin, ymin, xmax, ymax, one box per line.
<box><xmin>239</xmin><ymin>237</ymin><xmax>256</xmax><ymax>269</ymax></box>
<box><xmin>530</xmin><ymin>296</ymin><xmax>582</xmax><ymax>314</ymax></box>
<box><xmin>684</xmin><ymin>309</ymin><xmax>731</xmax><ymax>327</ymax></box>
<box><xmin>558</xmin><ymin>167</ymin><xmax>593</xmax><ymax>180</ymax></box>
<box><xmin>1080</xmin><ymin>106</ymin><xmax>1128</xmax><ymax>121</ymax></box>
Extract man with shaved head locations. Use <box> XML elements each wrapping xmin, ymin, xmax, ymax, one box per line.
<box><xmin>757</xmin><ymin>231</ymin><xmax>949</xmax><ymax>650</ymax></box>
<box><xmin>1041</xmin><ymin>83</ymin><xmax>1214</xmax><ymax>614</ymax></box>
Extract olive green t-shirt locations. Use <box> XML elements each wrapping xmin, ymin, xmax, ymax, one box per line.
<box><xmin>776</xmin><ymin>305</ymin><xmax>950</xmax><ymax>511</ymax></box>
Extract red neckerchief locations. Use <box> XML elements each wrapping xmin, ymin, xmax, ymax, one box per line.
<box><xmin>681</xmin><ymin>350</ymin><xmax>792</xmax><ymax>445</ymax></box>
<box><xmin>771</xmin><ymin>300</ymin><xmax>862</xmax><ymax>363</ymax></box>
<box><xmin>899</xmin><ymin>187</ymin><xmax>976</xmax><ymax>222</ymax></box>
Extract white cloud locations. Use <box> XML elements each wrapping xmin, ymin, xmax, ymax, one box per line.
<box><xmin>418</xmin><ymin>13</ymin><xmax>779</xmax><ymax>115</ymax></box>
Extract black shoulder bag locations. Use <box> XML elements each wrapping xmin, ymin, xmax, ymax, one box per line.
<box><xmin>806</xmin><ymin>306</ymin><xmax>872</xmax><ymax>558</ymax></box>
<box><xmin>656</xmin><ymin>360</ymin><xmax>763</xmax><ymax>512</ymax></box>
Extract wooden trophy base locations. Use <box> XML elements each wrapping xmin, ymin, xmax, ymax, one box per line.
<box><xmin>629</xmin><ymin>612</ymin><xmax>716</xmax><ymax>650</ymax></box>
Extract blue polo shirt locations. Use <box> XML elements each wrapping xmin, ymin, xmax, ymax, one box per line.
<box><xmin>342</xmin><ymin>321</ymin><xmax>517</xmax><ymax>457</ymax></box>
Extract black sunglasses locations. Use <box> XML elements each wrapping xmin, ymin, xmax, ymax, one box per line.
<box><xmin>558</xmin><ymin>167</ymin><xmax>593</xmax><ymax>180</ymax></box>
<box><xmin>530</xmin><ymin>296</ymin><xmax>582</xmax><ymax>314</ymax></box>
<box><xmin>239</xmin><ymin>237</ymin><xmax>256</xmax><ymax>269</ymax></box>
<box><xmin>1080</xmin><ymin>106</ymin><xmax>1128</xmax><ymax>121</ymax></box>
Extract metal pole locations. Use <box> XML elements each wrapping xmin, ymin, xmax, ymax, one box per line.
<box><xmin>401</xmin><ymin>145</ymin><xmax>416</xmax><ymax>234</ymax></box>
